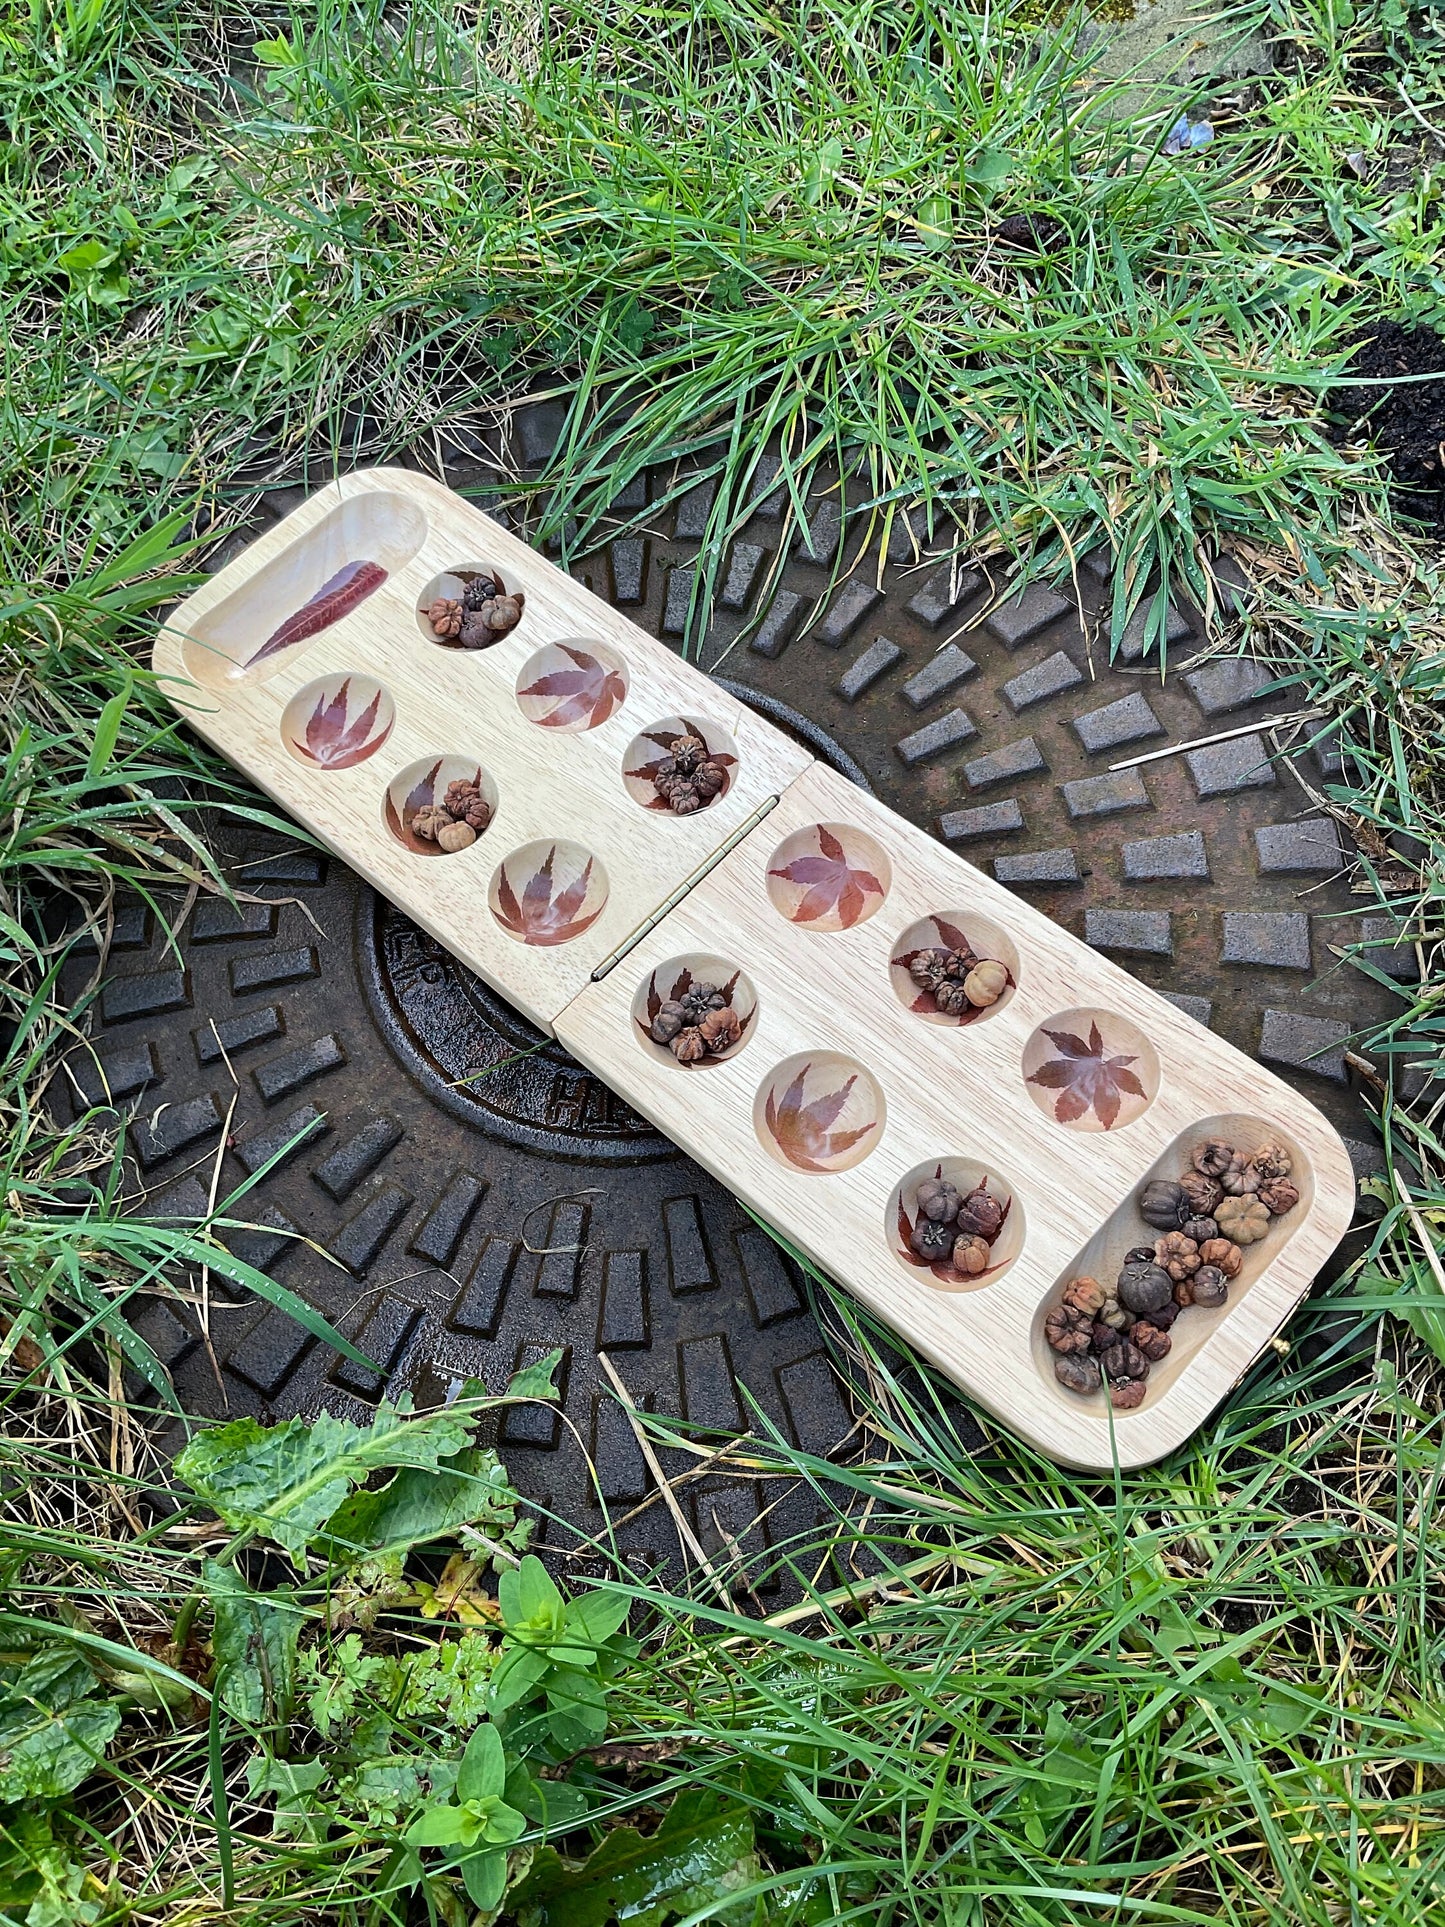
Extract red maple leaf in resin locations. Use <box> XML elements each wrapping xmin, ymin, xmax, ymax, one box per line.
<box><xmin>764</xmin><ymin>1064</ymin><xmax>877</xmax><ymax>1172</ymax></box>
<box><xmin>493</xmin><ymin>847</ymin><xmax>603</xmax><ymax>947</ymax></box>
<box><xmin>769</xmin><ymin>827</ymin><xmax>885</xmax><ymax>928</ymax></box>
<box><xmin>290</xmin><ymin>679</ymin><xmax>391</xmax><ymax>768</ymax></box>
<box><xmin>248</xmin><ymin>559</ymin><xmax>387</xmax><ymax>666</ymax></box>
<box><xmin>518</xmin><ymin>646</ymin><xmax>626</xmax><ymax>729</ymax></box>
<box><xmin>1026</xmin><ymin>1021</ymin><xmax>1146</xmax><ymax>1129</ymax></box>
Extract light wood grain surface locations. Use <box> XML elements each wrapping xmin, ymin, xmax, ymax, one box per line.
<box><xmin>557</xmin><ymin>763</ymin><xmax>1357</xmax><ymax>1469</ymax></box>
<box><xmin>153</xmin><ymin>468</ymin><xmax>811</xmax><ymax>1029</ymax></box>
<box><xmin>155</xmin><ymin>470</ymin><xmax>1357</xmax><ymax>1468</ymax></box>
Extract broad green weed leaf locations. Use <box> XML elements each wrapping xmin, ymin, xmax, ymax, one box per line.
<box><xmin>176</xmin><ymin>1401</ymin><xmax>475</xmax><ymax>1559</ymax></box>
<box><xmin>508</xmin><ymin>1786</ymin><xmax>758</xmax><ymax>1927</ymax></box>
<box><xmin>506</xmin><ymin>1348</ymin><xmax>564</xmax><ymax>1402</ymax></box>
<box><xmin>0</xmin><ymin>1650</ymin><xmax>120</xmax><ymax>1802</ymax></box>
<box><xmin>318</xmin><ymin>1446</ymin><xmax>527</xmax><ymax>1567</ymax></box>
<box><xmin>204</xmin><ymin>1558</ymin><xmax>298</xmax><ymax>1725</ymax></box>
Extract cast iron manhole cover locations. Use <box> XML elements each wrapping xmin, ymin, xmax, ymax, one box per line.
<box><xmin>66</xmin><ymin>409</ymin><xmax>1396</xmax><ymax>1594</ymax></box>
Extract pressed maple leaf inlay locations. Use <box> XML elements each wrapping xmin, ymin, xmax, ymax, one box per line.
<box><xmin>767</xmin><ymin>825</ymin><xmax>887</xmax><ymax>930</ymax></box>
<box><xmin>492</xmin><ymin>845</ymin><xmax>606</xmax><ymax>947</ymax></box>
<box><xmin>248</xmin><ymin>559</ymin><xmax>387</xmax><ymax>666</ymax></box>
<box><xmin>518</xmin><ymin>646</ymin><xmax>627</xmax><ymax>730</ymax></box>
<box><xmin>762</xmin><ymin>1060</ymin><xmax>880</xmax><ymax>1172</ymax></box>
<box><xmin>1026</xmin><ymin>1020</ymin><xmax>1148</xmax><ymax>1130</ymax></box>
<box><xmin>288</xmin><ymin>677</ymin><xmax>392</xmax><ymax>768</ymax></box>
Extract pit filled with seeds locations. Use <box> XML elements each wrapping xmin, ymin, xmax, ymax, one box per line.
<box><xmin>889</xmin><ymin>1158</ymin><xmax>1024</xmax><ymax>1288</ymax></box>
<box><xmin>633</xmin><ymin>954</ymin><xmax>757</xmax><ymax>1067</ymax></box>
<box><xmin>889</xmin><ymin>910</ymin><xmax>1019</xmax><ymax>1026</ymax></box>
<box><xmin>622</xmin><ymin>717</ymin><xmax>737</xmax><ymax>815</ymax></box>
<box><xmin>416</xmin><ymin>565</ymin><xmax>525</xmax><ymax>649</ymax></box>
<box><xmin>1043</xmin><ymin>1127</ymin><xmax>1304</xmax><ymax>1410</ymax></box>
<box><xmin>383</xmin><ymin>755</ymin><xmax>498</xmax><ymax>856</ymax></box>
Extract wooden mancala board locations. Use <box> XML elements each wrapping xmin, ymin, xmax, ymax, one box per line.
<box><xmin>154</xmin><ymin>467</ymin><xmax>1355</xmax><ymax>1470</ymax></box>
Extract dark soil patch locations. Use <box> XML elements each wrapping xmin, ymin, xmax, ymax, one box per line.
<box><xmin>1333</xmin><ymin>320</ymin><xmax>1445</xmax><ymax>534</ymax></box>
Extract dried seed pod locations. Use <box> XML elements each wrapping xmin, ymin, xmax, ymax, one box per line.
<box><xmin>694</xmin><ymin>760</ymin><xmax>726</xmax><ymax>798</ymax></box>
<box><xmin>411</xmin><ymin>804</ymin><xmax>451</xmax><ymax>841</ymax></box>
<box><xmin>932</xmin><ymin>980</ymin><xmax>972</xmax><ymax>1016</ymax></box>
<box><xmin>1178</xmin><ymin>1170</ymin><xmax>1224</xmax><ymax>1217</ymax></box>
<box><xmin>1116</xmin><ymin>1260</ymin><xmax>1172</xmax><ymax>1316</ymax></box>
<box><xmin>940</xmin><ymin>945</ymin><xmax>978</xmax><ymax>979</ymax></box>
<box><xmin>1259</xmin><ymin>1177</ymin><xmax>1300</xmax><ymax>1217</ymax></box>
<box><xmin>650</xmin><ymin>1000</ymin><xmax>686</xmax><ymax>1044</ymax></box>
<box><xmin>955</xmin><ymin>1184</ymin><xmax>1005</xmax><ymax>1244</ymax></box>
<box><xmin>1147</xmin><ymin>1296</ymin><xmax>1180</xmax><ymax>1330</ymax></box>
<box><xmin>1180</xmin><ymin>1216</ymin><xmax>1219</xmax><ymax>1245</ymax></box>
<box><xmin>1054</xmin><ymin>1352</ymin><xmax>1103</xmax><ymax>1396</ymax></box>
<box><xmin>427</xmin><ymin>596</ymin><xmax>464</xmax><ymax>639</ymax></box>
<box><xmin>435</xmin><ymin>819</ymin><xmax>477</xmax><ymax>854</ymax></box>
<box><xmin>669</xmin><ymin>737</ymin><xmax>705</xmax><ymax>776</ymax></box>
<box><xmin>458</xmin><ymin>610</ymin><xmax>495</xmax><ymax>650</ymax></box>
<box><xmin>698</xmin><ymin>1006</ymin><xmax>741</xmax><ymax>1054</ymax></box>
<box><xmin>1125</xmin><ymin>1246</ymin><xmax>1156</xmax><ymax>1265</ymax></box>
<box><xmin>670</xmin><ymin>1027</ymin><xmax>708</xmax><ymax>1064</ymax></box>
<box><xmin>1216</xmin><ymin>1195</ymin><xmax>1270</xmax><ymax>1245</ymax></box>
<box><xmin>1101</xmin><ymin>1341</ymin><xmax>1148</xmax><ymax>1383</ymax></box>
<box><xmin>1220</xmin><ymin>1153</ymin><xmax>1261</xmax><ymax>1197</ymax></box>
<box><xmin>444</xmin><ymin>780</ymin><xmax>491</xmax><ymax>831</ymax></box>
<box><xmin>1092</xmin><ymin>1320</ymin><xmax>1122</xmax><ymax>1351</ymax></box>
<box><xmin>909</xmin><ymin>950</ymin><xmax>947</xmax><ymax>989</ymax></box>
<box><xmin>673</xmin><ymin>787</ymin><xmax>704</xmax><ymax>815</ymax></box>
<box><xmin>1098</xmin><ymin>1296</ymin><xmax>1133</xmax><ymax>1331</ymax></box>
<box><xmin>1131</xmin><ymin>1320</ymin><xmax>1172</xmax><ymax>1362</ymax></box>
<box><xmin>916</xmin><ymin>1178</ymin><xmax>961</xmax><ymax>1225</ymax></box>
<box><xmin>951</xmin><ymin>1233</ymin><xmax>991</xmax><ymax>1276</ymax></box>
<box><xmin>1191</xmin><ymin>1138</ymin><xmax>1235</xmax><ymax>1179</ymax></box>
<box><xmin>1061</xmin><ymin>1274</ymin><xmax>1106</xmax><ymax>1316</ymax></box>
<box><xmin>480</xmin><ymin>593</ymin><xmax>523</xmax><ymax>635</ymax></box>
<box><xmin>1110</xmin><ymin>1377</ymin><xmax>1147</xmax><ymax>1410</ymax></box>
<box><xmin>1251</xmin><ymin>1139</ymin><xmax>1293</xmax><ymax>1181</ymax></box>
<box><xmin>1191</xmin><ymin>1266</ymin><xmax>1228</xmax><ymax>1309</ymax></box>
<box><xmin>1139</xmin><ymin>1179</ymin><xmax>1186</xmax><ymax>1230</ymax></box>
<box><xmin>1173</xmin><ymin>1277</ymin><xmax>1195</xmax><ymax>1308</ymax></box>
<box><xmin>1154</xmin><ymin>1232</ymin><xmax>1201</xmax><ymax>1283</ymax></box>
<box><xmin>910</xmin><ymin>1216</ymin><xmax>955</xmax><ymax>1262</ymax></box>
<box><xmin>1198</xmin><ymin>1237</ymin><xmax>1242</xmax><ymax>1278</ymax></box>
<box><xmin>679</xmin><ymin>983</ymin><xmax>726</xmax><ymax>1025</ymax></box>
<box><xmin>461</xmin><ymin>573</ymin><xmax>503</xmax><ymax>611</ymax></box>
<box><xmin>964</xmin><ymin>959</ymin><xmax>1009</xmax><ymax>1008</ymax></box>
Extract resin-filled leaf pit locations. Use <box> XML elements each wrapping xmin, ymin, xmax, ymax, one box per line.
<box><xmin>489</xmin><ymin>840</ymin><xmax>609</xmax><ymax>947</ymax></box>
<box><xmin>888</xmin><ymin>910</ymin><xmax>1020</xmax><ymax>1025</ymax></box>
<box><xmin>632</xmin><ymin>954</ymin><xmax>757</xmax><ymax>1069</ymax></box>
<box><xmin>281</xmin><ymin>674</ymin><xmax>395</xmax><ymax>770</ymax></box>
<box><xmin>383</xmin><ymin>755</ymin><xmax>498</xmax><ymax>857</ymax></box>
<box><xmin>755</xmin><ymin>1053</ymin><xmax>884</xmax><ymax>1174</ymax></box>
<box><xmin>765</xmin><ymin>822</ymin><xmax>891</xmax><ymax>932</ymax></box>
<box><xmin>516</xmin><ymin>641</ymin><xmax>628</xmax><ymax>732</ymax></box>
<box><xmin>1021</xmin><ymin>1008</ymin><xmax>1160</xmax><ymax>1133</ymax></box>
<box><xmin>887</xmin><ymin>1158</ymin><xmax>1024</xmax><ymax>1290</ymax></box>
<box><xmin>174</xmin><ymin>489</ymin><xmax>425</xmax><ymax>687</ymax></box>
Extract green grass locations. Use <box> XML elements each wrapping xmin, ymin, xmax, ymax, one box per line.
<box><xmin>3</xmin><ymin>0</ymin><xmax>1445</xmax><ymax>1921</ymax></box>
